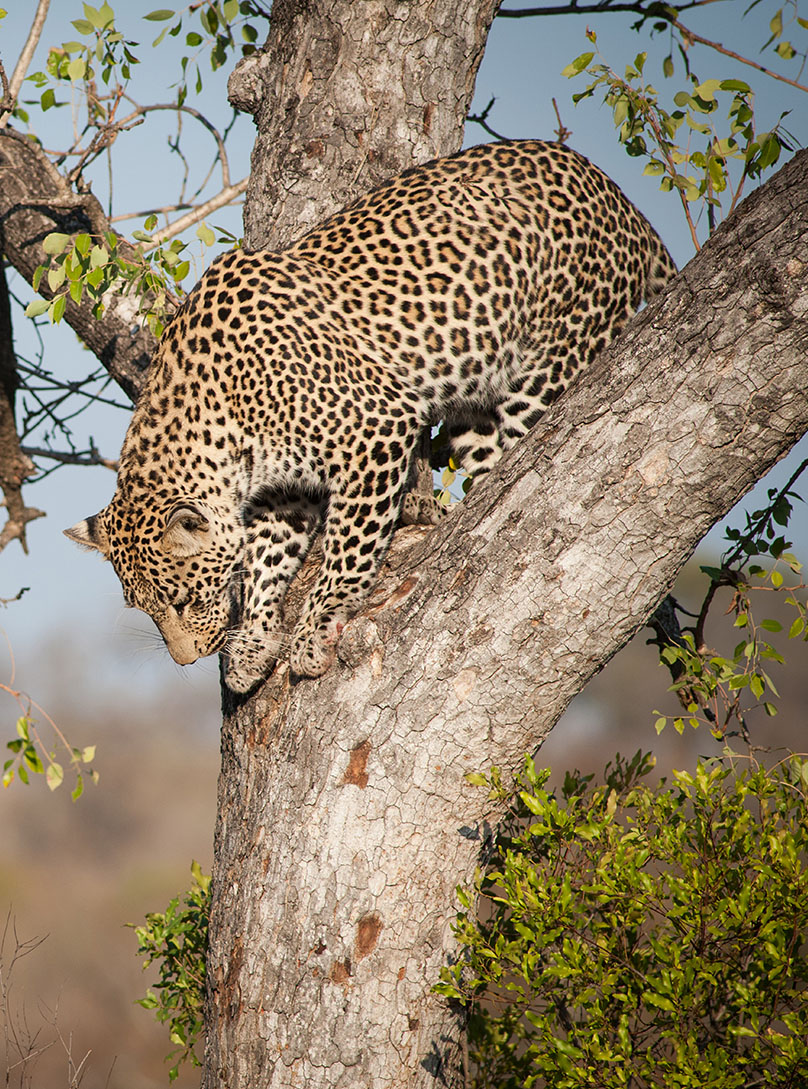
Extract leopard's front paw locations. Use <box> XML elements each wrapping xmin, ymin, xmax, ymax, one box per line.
<box><xmin>289</xmin><ymin>617</ymin><xmax>345</xmax><ymax>679</ymax></box>
<box><xmin>222</xmin><ymin>631</ymin><xmax>286</xmax><ymax>693</ymax></box>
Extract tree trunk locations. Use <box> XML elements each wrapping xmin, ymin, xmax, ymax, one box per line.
<box><xmin>204</xmin><ymin>6</ymin><xmax>808</xmax><ymax>1082</ymax></box>
<box><xmin>228</xmin><ymin>0</ymin><xmax>500</xmax><ymax>251</ymax></box>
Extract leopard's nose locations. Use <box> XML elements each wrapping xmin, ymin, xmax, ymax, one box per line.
<box><xmin>159</xmin><ymin>606</ymin><xmax>200</xmax><ymax>666</ymax></box>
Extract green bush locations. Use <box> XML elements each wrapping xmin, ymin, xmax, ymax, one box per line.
<box><xmin>436</xmin><ymin>752</ymin><xmax>808</xmax><ymax>1088</ymax></box>
<box><xmin>131</xmin><ymin>861</ymin><xmax>210</xmax><ymax>1080</ymax></box>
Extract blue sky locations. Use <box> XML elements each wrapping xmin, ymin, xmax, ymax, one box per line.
<box><xmin>1</xmin><ymin>0</ymin><xmax>806</xmax><ymax>707</ymax></box>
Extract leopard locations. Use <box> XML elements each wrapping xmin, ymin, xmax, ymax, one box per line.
<box><xmin>65</xmin><ymin>139</ymin><xmax>676</xmax><ymax>693</ymax></box>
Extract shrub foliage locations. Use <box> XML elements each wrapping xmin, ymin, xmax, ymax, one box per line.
<box><xmin>436</xmin><ymin>752</ymin><xmax>808</xmax><ymax>1088</ymax></box>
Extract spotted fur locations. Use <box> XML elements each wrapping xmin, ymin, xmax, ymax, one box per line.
<box><xmin>66</xmin><ymin>140</ymin><xmax>676</xmax><ymax>691</ymax></box>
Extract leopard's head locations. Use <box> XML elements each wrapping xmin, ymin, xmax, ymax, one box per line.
<box><xmin>65</xmin><ymin>491</ymin><xmax>244</xmax><ymax>666</ymax></box>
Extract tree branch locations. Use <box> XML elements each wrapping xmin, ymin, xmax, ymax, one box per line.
<box><xmin>0</xmin><ymin>129</ymin><xmax>156</xmax><ymax>403</ymax></box>
<box><xmin>206</xmin><ymin>146</ymin><xmax>808</xmax><ymax>1087</ymax></box>
<box><xmin>147</xmin><ymin>177</ymin><xmax>249</xmax><ymax>246</ymax></box>
<box><xmin>673</xmin><ymin>16</ymin><xmax>808</xmax><ymax>95</ymax></box>
<box><xmin>497</xmin><ymin>0</ymin><xmax>717</xmax><ymax>18</ymax></box>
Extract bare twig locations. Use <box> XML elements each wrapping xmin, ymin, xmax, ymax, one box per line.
<box><xmin>0</xmin><ymin>588</ymin><xmax>29</xmax><ymax>607</ymax></box>
<box><xmin>146</xmin><ymin>177</ymin><xmax>249</xmax><ymax>246</ymax></box>
<box><xmin>466</xmin><ymin>97</ymin><xmax>510</xmax><ymax>142</ymax></box>
<box><xmin>674</xmin><ymin>17</ymin><xmax>808</xmax><ymax>96</ymax></box>
<box><xmin>21</xmin><ymin>445</ymin><xmax>118</xmax><ymax>471</ymax></box>
<box><xmin>552</xmin><ymin>97</ymin><xmax>572</xmax><ymax>142</ymax></box>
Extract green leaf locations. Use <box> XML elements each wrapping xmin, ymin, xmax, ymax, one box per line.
<box><xmin>82</xmin><ymin>745</ymin><xmax>96</xmax><ymax>762</ymax></box>
<box><xmin>67</xmin><ymin>55</ymin><xmax>86</xmax><ymax>81</ymax></box>
<box><xmin>51</xmin><ymin>294</ymin><xmax>67</xmax><ymax>322</ymax></box>
<box><xmin>72</xmin><ymin>775</ymin><xmax>84</xmax><ymax>801</ymax></box>
<box><xmin>758</xmin><ymin>133</ymin><xmax>782</xmax><ymax>170</ymax></box>
<box><xmin>761</xmin><ymin>619</ymin><xmax>782</xmax><ymax>632</ymax></box>
<box><xmin>770</xmin><ymin>8</ymin><xmax>783</xmax><ymax>38</ymax></box>
<box><xmin>90</xmin><ymin>245</ymin><xmax>109</xmax><ymax>268</ymax></box>
<box><xmin>788</xmin><ymin>617</ymin><xmax>805</xmax><ymax>639</ymax></box>
<box><xmin>196</xmin><ymin>222</ymin><xmax>216</xmax><ymax>247</ymax></box>
<box><xmin>771</xmin><ymin>570</ymin><xmax>784</xmax><ymax>588</ymax></box>
<box><xmin>663</xmin><ymin>54</ymin><xmax>674</xmax><ymax>78</ymax></box>
<box><xmin>43</xmin><ymin>232</ymin><xmax>71</xmax><ymax>255</ymax></box>
<box><xmin>46</xmin><ymin>762</ymin><xmax>64</xmax><ymax>790</ymax></box>
<box><xmin>47</xmin><ymin>265</ymin><xmax>66</xmax><ymax>292</ymax></box>
<box><xmin>71</xmin><ymin>18</ymin><xmax>94</xmax><ymax>34</ymax></box>
<box><xmin>694</xmin><ymin>78</ymin><xmax>721</xmax><ymax>101</ymax></box>
<box><xmin>144</xmin><ymin>8</ymin><xmax>175</xmax><ymax>19</ymax></box>
<box><xmin>612</xmin><ymin>95</ymin><xmax>629</xmax><ymax>127</ymax></box>
<box><xmin>25</xmin><ymin>298</ymin><xmax>50</xmax><ymax>318</ymax></box>
<box><xmin>561</xmin><ymin>52</ymin><xmax>594</xmax><ymax>78</ymax></box>
<box><xmin>16</xmin><ymin>717</ymin><xmax>29</xmax><ymax>740</ymax></box>
<box><xmin>719</xmin><ymin>78</ymin><xmax>751</xmax><ymax>93</ymax></box>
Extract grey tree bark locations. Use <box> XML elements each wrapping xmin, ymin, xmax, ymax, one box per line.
<box><xmin>204</xmin><ymin>7</ymin><xmax>808</xmax><ymax>1087</ymax></box>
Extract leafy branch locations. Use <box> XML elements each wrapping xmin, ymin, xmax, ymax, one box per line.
<box><xmin>2</xmin><ymin>681</ymin><xmax>98</xmax><ymax>799</ymax></box>
<box><xmin>652</xmin><ymin>464</ymin><xmax>808</xmax><ymax>742</ymax></box>
<box><xmin>131</xmin><ymin>861</ymin><xmax>210</xmax><ymax>1081</ymax></box>
<box><xmin>563</xmin><ymin>33</ymin><xmax>794</xmax><ymax>248</ymax></box>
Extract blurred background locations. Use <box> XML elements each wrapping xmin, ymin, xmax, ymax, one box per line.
<box><xmin>1</xmin><ymin>1</ymin><xmax>806</xmax><ymax>1085</ymax></box>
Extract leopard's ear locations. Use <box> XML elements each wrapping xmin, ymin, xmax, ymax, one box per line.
<box><xmin>161</xmin><ymin>505</ymin><xmax>210</xmax><ymax>557</ymax></box>
<box><xmin>64</xmin><ymin>512</ymin><xmax>110</xmax><ymax>557</ymax></box>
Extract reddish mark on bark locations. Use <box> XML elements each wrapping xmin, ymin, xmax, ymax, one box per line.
<box><xmin>397</xmin><ymin>966</ymin><xmax>406</xmax><ymax>981</ymax></box>
<box><xmin>450</xmin><ymin>568</ymin><xmax>466</xmax><ymax>590</ymax></box>
<box><xmin>342</xmin><ymin>739</ymin><xmax>371</xmax><ymax>788</ymax></box>
<box><xmin>330</xmin><ymin>957</ymin><xmax>352</xmax><ymax>983</ymax></box>
<box><xmin>408</xmin><ymin>1015</ymin><xmax>420</xmax><ymax>1031</ymax></box>
<box><xmin>246</xmin><ymin>716</ymin><xmax>271</xmax><ymax>748</ymax></box>
<box><xmin>385</xmin><ymin>574</ymin><xmax>418</xmax><ymax>609</ymax></box>
<box><xmin>312</xmin><ymin>940</ymin><xmax>326</xmax><ymax>956</ymax></box>
<box><xmin>224</xmin><ymin>937</ymin><xmax>244</xmax><ymax>1014</ymax></box>
<box><xmin>423</xmin><ymin>102</ymin><xmax>434</xmax><ymax>134</ymax></box>
<box><xmin>304</xmin><ymin>139</ymin><xmax>325</xmax><ymax>158</ymax></box>
<box><xmin>355</xmin><ymin>912</ymin><xmax>382</xmax><ymax>960</ymax></box>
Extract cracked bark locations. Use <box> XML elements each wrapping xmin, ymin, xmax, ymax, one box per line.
<box><xmin>205</xmin><ymin>21</ymin><xmax>808</xmax><ymax>1088</ymax></box>
<box><xmin>229</xmin><ymin>0</ymin><xmax>501</xmax><ymax>251</ymax></box>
